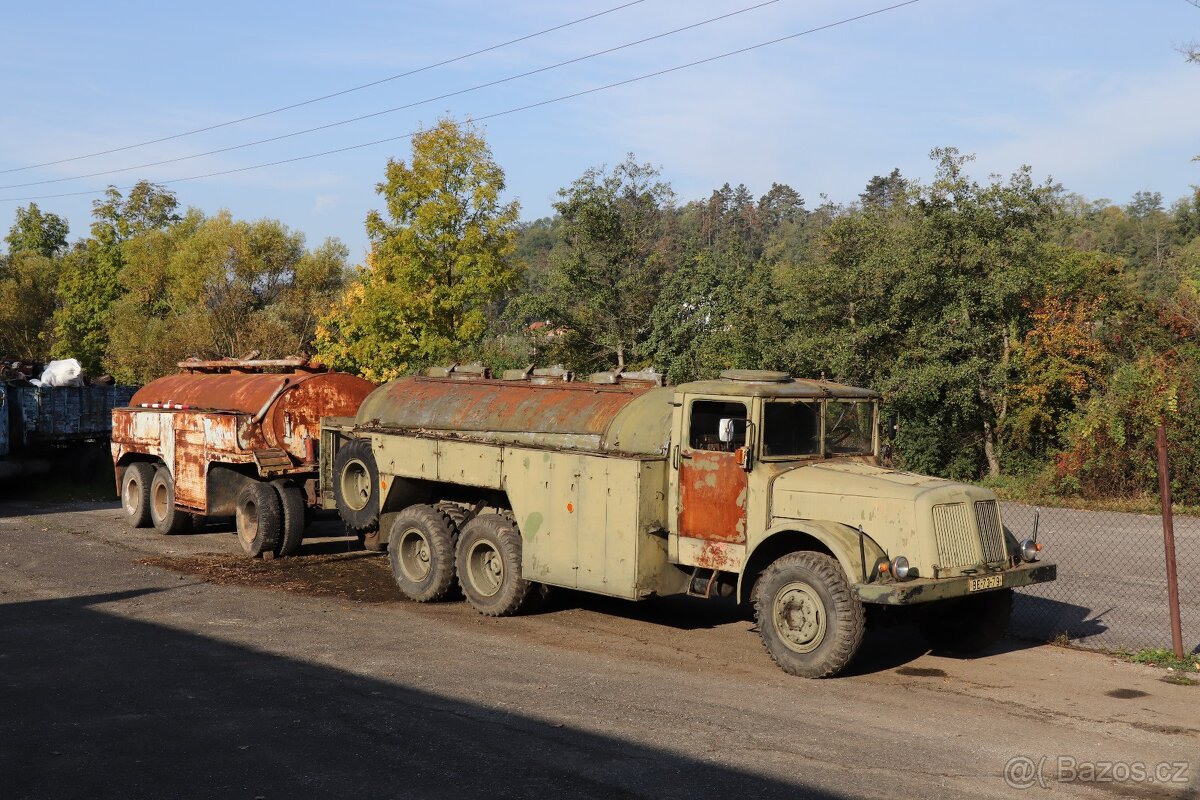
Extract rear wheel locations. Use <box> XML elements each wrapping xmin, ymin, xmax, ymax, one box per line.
<box><xmin>921</xmin><ymin>588</ymin><xmax>1013</xmax><ymax>654</ymax></box>
<box><xmin>753</xmin><ymin>551</ymin><xmax>864</xmax><ymax>678</ymax></box>
<box><xmin>149</xmin><ymin>466</ymin><xmax>192</xmax><ymax>535</ymax></box>
<box><xmin>333</xmin><ymin>439</ymin><xmax>379</xmax><ymax>534</ymax></box>
<box><xmin>388</xmin><ymin>504</ymin><xmax>458</xmax><ymax>602</ymax></box>
<box><xmin>121</xmin><ymin>462</ymin><xmax>154</xmax><ymax>529</ymax></box>
<box><xmin>272</xmin><ymin>480</ymin><xmax>306</xmax><ymax>557</ymax></box>
<box><xmin>235</xmin><ymin>481</ymin><xmax>282</xmax><ymax>558</ymax></box>
<box><xmin>455</xmin><ymin>514</ymin><xmax>533</xmax><ymax>617</ymax></box>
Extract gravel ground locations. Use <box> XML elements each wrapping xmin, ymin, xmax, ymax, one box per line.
<box><xmin>1</xmin><ymin>499</ymin><xmax>1197</xmax><ymax>799</ymax></box>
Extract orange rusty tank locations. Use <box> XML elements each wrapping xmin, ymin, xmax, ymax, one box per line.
<box><xmin>112</xmin><ymin>358</ymin><xmax>375</xmax><ymax>558</ymax></box>
<box><xmin>130</xmin><ymin>368</ymin><xmax>373</xmax><ymax>462</ymax></box>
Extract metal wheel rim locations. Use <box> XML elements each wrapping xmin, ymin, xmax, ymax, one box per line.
<box><xmin>339</xmin><ymin>458</ymin><xmax>371</xmax><ymax>511</ymax></box>
<box><xmin>397</xmin><ymin>527</ymin><xmax>432</xmax><ymax>582</ymax></box>
<box><xmin>466</xmin><ymin>539</ymin><xmax>504</xmax><ymax>598</ymax></box>
<box><xmin>123</xmin><ymin>475</ymin><xmax>141</xmax><ymax>515</ymax></box>
<box><xmin>774</xmin><ymin>580</ymin><xmax>827</xmax><ymax>654</ymax></box>
<box><xmin>237</xmin><ymin>501</ymin><xmax>258</xmax><ymax>546</ymax></box>
<box><xmin>151</xmin><ymin>478</ymin><xmax>169</xmax><ymax>521</ymax></box>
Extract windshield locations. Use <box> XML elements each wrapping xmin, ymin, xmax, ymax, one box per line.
<box><xmin>825</xmin><ymin>400</ymin><xmax>875</xmax><ymax>455</ymax></box>
<box><xmin>762</xmin><ymin>401</ymin><xmax>820</xmax><ymax>457</ymax></box>
<box><xmin>762</xmin><ymin>399</ymin><xmax>875</xmax><ymax>458</ymax></box>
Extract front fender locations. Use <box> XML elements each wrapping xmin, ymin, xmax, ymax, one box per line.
<box><xmin>738</xmin><ymin>519</ymin><xmax>888</xmax><ymax>603</ymax></box>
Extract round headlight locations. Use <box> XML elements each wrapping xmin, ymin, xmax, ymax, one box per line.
<box><xmin>890</xmin><ymin>555</ymin><xmax>911</xmax><ymax>580</ymax></box>
<box><xmin>1020</xmin><ymin>539</ymin><xmax>1041</xmax><ymax>562</ymax></box>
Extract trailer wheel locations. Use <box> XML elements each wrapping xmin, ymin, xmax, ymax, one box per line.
<box><xmin>333</xmin><ymin>439</ymin><xmax>379</xmax><ymax>533</ymax></box>
<box><xmin>388</xmin><ymin>504</ymin><xmax>458</xmax><ymax>602</ymax></box>
<box><xmin>121</xmin><ymin>462</ymin><xmax>155</xmax><ymax>529</ymax></box>
<box><xmin>920</xmin><ymin>588</ymin><xmax>1012</xmax><ymax>654</ymax></box>
<box><xmin>235</xmin><ymin>481</ymin><xmax>283</xmax><ymax>558</ymax></box>
<box><xmin>753</xmin><ymin>551</ymin><xmax>865</xmax><ymax>678</ymax></box>
<box><xmin>149</xmin><ymin>466</ymin><xmax>192</xmax><ymax>535</ymax></box>
<box><xmin>455</xmin><ymin>513</ymin><xmax>533</xmax><ymax>617</ymax></box>
<box><xmin>272</xmin><ymin>480</ymin><xmax>306</xmax><ymax>557</ymax></box>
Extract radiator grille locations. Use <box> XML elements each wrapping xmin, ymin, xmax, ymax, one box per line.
<box><xmin>932</xmin><ymin>503</ymin><xmax>978</xmax><ymax>568</ymax></box>
<box><xmin>975</xmin><ymin>500</ymin><xmax>1008</xmax><ymax>564</ymax></box>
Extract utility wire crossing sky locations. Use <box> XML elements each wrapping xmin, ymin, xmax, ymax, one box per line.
<box><xmin>1</xmin><ymin>0</ymin><xmax>1198</xmax><ymax>258</ymax></box>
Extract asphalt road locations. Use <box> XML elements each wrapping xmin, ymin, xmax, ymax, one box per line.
<box><xmin>1</xmin><ymin>499</ymin><xmax>1197</xmax><ymax>799</ymax></box>
<box><xmin>1003</xmin><ymin>503</ymin><xmax>1200</xmax><ymax>652</ymax></box>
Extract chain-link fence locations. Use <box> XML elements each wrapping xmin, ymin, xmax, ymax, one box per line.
<box><xmin>1007</xmin><ymin>442</ymin><xmax>1198</xmax><ymax>655</ymax></box>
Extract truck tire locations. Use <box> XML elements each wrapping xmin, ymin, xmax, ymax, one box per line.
<box><xmin>388</xmin><ymin>504</ymin><xmax>458</xmax><ymax>602</ymax></box>
<box><xmin>753</xmin><ymin>551</ymin><xmax>865</xmax><ymax>678</ymax></box>
<box><xmin>333</xmin><ymin>439</ymin><xmax>379</xmax><ymax>533</ymax></box>
<box><xmin>920</xmin><ymin>588</ymin><xmax>1013</xmax><ymax>654</ymax></box>
<box><xmin>121</xmin><ymin>462</ymin><xmax>155</xmax><ymax>529</ymax></box>
<box><xmin>272</xmin><ymin>480</ymin><xmax>306</xmax><ymax>557</ymax></box>
<box><xmin>235</xmin><ymin>481</ymin><xmax>283</xmax><ymax>558</ymax></box>
<box><xmin>455</xmin><ymin>513</ymin><xmax>534</xmax><ymax>617</ymax></box>
<box><xmin>149</xmin><ymin>465</ymin><xmax>192</xmax><ymax>535</ymax></box>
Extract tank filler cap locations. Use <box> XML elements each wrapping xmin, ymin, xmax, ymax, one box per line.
<box><xmin>720</xmin><ymin>369</ymin><xmax>791</xmax><ymax>383</ymax></box>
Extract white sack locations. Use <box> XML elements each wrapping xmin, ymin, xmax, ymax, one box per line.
<box><xmin>39</xmin><ymin>359</ymin><xmax>84</xmax><ymax>387</ymax></box>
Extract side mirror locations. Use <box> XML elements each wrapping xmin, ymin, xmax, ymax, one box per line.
<box><xmin>718</xmin><ymin>418</ymin><xmax>736</xmax><ymax>443</ymax></box>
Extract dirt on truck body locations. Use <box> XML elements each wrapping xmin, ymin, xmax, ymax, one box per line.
<box><xmin>112</xmin><ymin>358</ymin><xmax>374</xmax><ymax>558</ymax></box>
<box><xmin>324</xmin><ymin>365</ymin><xmax>1057</xmax><ymax>678</ymax></box>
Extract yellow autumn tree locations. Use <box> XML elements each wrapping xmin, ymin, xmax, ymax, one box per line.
<box><xmin>315</xmin><ymin>119</ymin><xmax>521</xmax><ymax>381</ymax></box>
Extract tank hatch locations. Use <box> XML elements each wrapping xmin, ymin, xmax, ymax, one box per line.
<box><xmin>719</xmin><ymin>369</ymin><xmax>791</xmax><ymax>383</ymax></box>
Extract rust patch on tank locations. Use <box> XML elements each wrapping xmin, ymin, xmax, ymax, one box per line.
<box><xmin>357</xmin><ymin>377</ymin><xmax>655</xmax><ymax>438</ymax></box>
<box><xmin>678</xmin><ymin>450</ymin><xmax>748</xmax><ymax>544</ymax></box>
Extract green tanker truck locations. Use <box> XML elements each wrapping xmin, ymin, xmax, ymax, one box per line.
<box><xmin>321</xmin><ymin>366</ymin><xmax>1054</xmax><ymax>677</ymax></box>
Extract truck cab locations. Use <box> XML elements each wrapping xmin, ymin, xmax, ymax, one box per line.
<box><xmin>667</xmin><ymin>369</ymin><xmax>1055</xmax><ymax>676</ymax></box>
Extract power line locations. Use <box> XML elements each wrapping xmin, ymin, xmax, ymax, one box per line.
<box><xmin>0</xmin><ymin>1</ymin><xmax>922</xmax><ymax>204</ymax></box>
<box><xmin>0</xmin><ymin>0</ymin><xmax>647</xmax><ymax>175</ymax></box>
<box><xmin>0</xmin><ymin>0</ymin><xmax>784</xmax><ymax>190</ymax></box>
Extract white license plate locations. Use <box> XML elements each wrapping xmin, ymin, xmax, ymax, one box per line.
<box><xmin>968</xmin><ymin>574</ymin><xmax>1004</xmax><ymax>592</ymax></box>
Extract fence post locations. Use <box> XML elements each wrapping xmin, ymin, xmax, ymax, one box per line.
<box><xmin>1155</xmin><ymin>425</ymin><xmax>1185</xmax><ymax>660</ymax></box>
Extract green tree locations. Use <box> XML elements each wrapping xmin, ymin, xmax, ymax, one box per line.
<box><xmin>4</xmin><ymin>202</ymin><xmax>69</xmax><ymax>257</ymax></box>
<box><xmin>107</xmin><ymin>210</ymin><xmax>348</xmax><ymax>384</ymax></box>
<box><xmin>51</xmin><ymin>181</ymin><xmax>180</xmax><ymax>373</ymax></box>
<box><xmin>513</xmin><ymin>155</ymin><xmax>674</xmax><ymax>371</ymax></box>
<box><xmin>0</xmin><ymin>251</ymin><xmax>59</xmax><ymax>359</ymax></box>
<box><xmin>316</xmin><ymin>119</ymin><xmax>520</xmax><ymax>380</ymax></box>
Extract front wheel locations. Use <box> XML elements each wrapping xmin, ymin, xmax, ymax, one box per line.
<box><xmin>753</xmin><ymin>551</ymin><xmax>865</xmax><ymax>678</ymax></box>
<box><xmin>920</xmin><ymin>588</ymin><xmax>1013</xmax><ymax>654</ymax></box>
<box><xmin>235</xmin><ymin>481</ymin><xmax>282</xmax><ymax>558</ymax></box>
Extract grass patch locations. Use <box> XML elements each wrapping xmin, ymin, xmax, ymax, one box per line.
<box><xmin>1124</xmin><ymin>648</ymin><xmax>1200</xmax><ymax>674</ymax></box>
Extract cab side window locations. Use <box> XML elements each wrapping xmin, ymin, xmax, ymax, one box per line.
<box><xmin>688</xmin><ymin>400</ymin><xmax>748</xmax><ymax>452</ymax></box>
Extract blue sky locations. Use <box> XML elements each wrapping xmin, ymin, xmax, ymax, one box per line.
<box><xmin>2</xmin><ymin>0</ymin><xmax>1199</xmax><ymax>260</ymax></box>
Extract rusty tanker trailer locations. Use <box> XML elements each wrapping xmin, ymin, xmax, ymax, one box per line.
<box><xmin>324</xmin><ymin>366</ymin><xmax>1056</xmax><ymax>678</ymax></box>
<box><xmin>111</xmin><ymin>359</ymin><xmax>374</xmax><ymax>557</ymax></box>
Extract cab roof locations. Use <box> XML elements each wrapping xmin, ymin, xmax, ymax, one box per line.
<box><xmin>677</xmin><ymin>371</ymin><xmax>879</xmax><ymax>399</ymax></box>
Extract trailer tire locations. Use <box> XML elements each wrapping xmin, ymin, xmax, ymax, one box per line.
<box><xmin>121</xmin><ymin>462</ymin><xmax>155</xmax><ymax>529</ymax></box>
<box><xmin>333</xmin><ymin>438</ymin><xmax>379</xmax><ymax>533</ymax></box>
<box><xmin>456</xmin><ymin>513</ymin><xmax>533</xmax><ymax>617</ymax></box>
<box><xmin>920</xmin><ymin>588</ymin><xmax>1012</xmax><ymax>654</ymax></box>
<box><xmin>753</xmin><ymin>551</ymin><xmax>864</xmax><ymax>678</ymax></box>
<box><xmin>388</xmin><ymin>504</ymin><xmax>458</xmax><ymax>602</ymax></box>
<box><xmin>149</xmin><ymin>466</ymin><xmax>192</xmax><ymax>535</ymax></box>
<box><xmin>235</xmin><ymin>481</ymin><xmax>283</xmax><ymax>558</ymax></box>
<box><xmin>272</xmin><ymin>480</ymin><xmax>306</xmax><ymax>557</ymax></box>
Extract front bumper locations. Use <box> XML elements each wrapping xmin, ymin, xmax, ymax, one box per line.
<box><xmin>855</xmin><ymin>561</ymin><xmax>1056</xmax><ymax>605</ymax></box>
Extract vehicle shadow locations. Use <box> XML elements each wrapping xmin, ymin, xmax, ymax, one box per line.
<box><xmin>0</xmin><ymin>589</ymin><xmax>846</xmax><ymax>800</ymax></box>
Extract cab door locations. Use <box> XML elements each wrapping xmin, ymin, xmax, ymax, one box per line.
<box><xmin>675</xmin><ymin>397</ymin><xmax>750</xmax><ymax>544</ymax></box>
